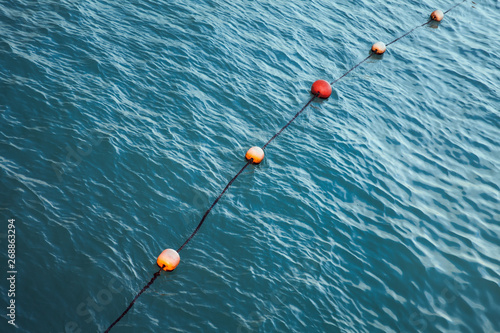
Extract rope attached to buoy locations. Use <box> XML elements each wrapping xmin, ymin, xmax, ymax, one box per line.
<box><xmin>263</xmin><ymin>94</ymin><xmax>318</xmax><ymax>149</ymax></box>
<box><xmin>104</xmin><ymin>268</ymin><xmax>163</xmax><ymax>333</ymax></box>
<box><xmin>104</xmin><ymin>2</ymin><xmax>467</xmax><ymax>331</ymax></box>
<box><xmin>177</xmin><ymin>160</ymin><xmax>253</xmax><ymax>252</ymax></box>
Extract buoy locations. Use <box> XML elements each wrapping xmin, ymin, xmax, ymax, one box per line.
<box><xmin>371</xmin><ymin>42</ymin><xmax>386</xmax><ymax>55</ymax></box>
<box><xmin>245</xmin><ymin>146</ymin><xmax>264</xmax><ymax>164</ymax></box>
<box><xmin>311</xmin><ymin>80</ymin><xmax>332</xmax><ymax>99</ymax></box>
<box><xmin>430</xmin><ymin>10</ymin><xmax>444</xmax><ymax>22</ymax></box>
<box><xmin>157</xmin><ymin>249</ymin><xmax>180</xmax><ymax>271</ymax></box>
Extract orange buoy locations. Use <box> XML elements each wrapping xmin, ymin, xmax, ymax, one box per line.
<box><xmin>157</xmin><ymin>249</ymin><xmax>180</xmax><ymax>271</ymax></box>
<box><xmin>371</xmin><ymin>42</ymin><xmax>386</xmax><ymax>55</ymax></box>
<box><xmin>245</xmin><ymin>146</ymin><xmax>264</xmax><ymax>164</ymax></box>
<box><xmin>311</xmin><ymin>80</ymin><xmax>332</xmax><ymax>99</ymax></box>
<box><xmin>430</xmin><ymin>10</ymin><xmax>444</xmax><ymax>22</ymax></box>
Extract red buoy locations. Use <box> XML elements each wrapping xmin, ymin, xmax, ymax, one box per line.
<box><xmin>311</xmin><ymin>80</ymin><xmax>332</xmax><ymax>99</ymax></box>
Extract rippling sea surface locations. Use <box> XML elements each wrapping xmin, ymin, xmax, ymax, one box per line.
<box><xmin>1</xmin><ymin>0</ymin><xmax>499</xmax><ymax>332</ymax></box>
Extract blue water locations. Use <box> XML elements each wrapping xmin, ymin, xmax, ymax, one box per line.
<box><xmin>1</xmin><ymin>0</ymin><xmax>499</xmax><ymax>332</ymax></box>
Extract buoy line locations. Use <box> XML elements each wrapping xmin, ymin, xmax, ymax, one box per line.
<box><xmin>104</xmin><ymin>2</ymin><xmax>466</xmax><ymax>331</ymax></box>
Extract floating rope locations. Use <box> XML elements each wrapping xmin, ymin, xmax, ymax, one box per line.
<box><xmin>263</xmin><ymin>94</ymin><xmax>318</xmax><ymax>149</ymax></box>
<box><xmin>104</xmin><ymin>268</ymin><xmax>162</xmax><ymax>333</ymax></box>
<box><xmin>105</xmin><ymin>2</ymin><xmax>467</xmax><ymax>331</ymax></box>
<box><xmin>177</xmin><ymin>160</ymin><xmax>253</xmax><ymax>252</ymax></box>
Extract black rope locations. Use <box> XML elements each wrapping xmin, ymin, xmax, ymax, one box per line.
<box><xmin>386</xmin><ymin>20</ymin><xmax>431</xmax><ymax>47</ymax></box>
<box><xmin>177</xmin><ymin>159</ymin><xmax>253</xmax><ymax>252</ymax></box>
<box><xmin>105</xmin><ymin>161</ymin><xmax>252</xmax><ymax>333</ymax></box>
<box><xmin>445</xmin><ymin>0</ymin><xmax>467</xmax><ymax>14</ymax></box>
<box><xmin>330</xmin><ymin>54</ymin><xmax>373</xmax><ymax>85</ymax></box>
<box><xmin>263</xmin><ymin>94</ymin><xmax>318</xmax><ymax>149</ymax></box>
<box><xmin>104</xmin><ymin>267</ymin><xmax>163</xmax><ymax>333</ymax></box>
<box><xmin>104</xmin><ymin>1</ymin><xmax>467</xmax><ymax>331</ymax></box>
<box><xmin>387</xmin><ymin>0</ymin><xmax>467</xmax><ymax>47</ymax></box>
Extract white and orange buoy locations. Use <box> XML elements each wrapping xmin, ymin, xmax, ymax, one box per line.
<box><xmin>245</xmin><ymin>146</ymin><xmax>264</xmax><ymax>164</ymax></box>
<box><xmin>430</xmin><ymin>10</ymin><xmax>444</xmax><ymax>22</ymax></box>
<box><xmin>311</xmin><ymin>80</ymin><xmax>332</xmax><ymax>99</ymax></box>
<box><xmin>157</xmin><ymin>249</ymin><xmax>180</xmax><ymax>271</ymax></box>
<box><xmin>371</xmin><ymin>41</ymin><xmax>386</xmax><ymax>55</ymax></box>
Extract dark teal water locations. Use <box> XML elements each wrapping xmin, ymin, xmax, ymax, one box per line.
<box><xmin>1</xmin><ymin>0</ymin><xmax>499</xmax><ymax>332</ymax></box>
